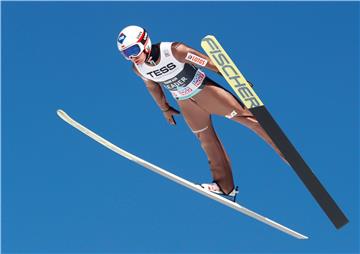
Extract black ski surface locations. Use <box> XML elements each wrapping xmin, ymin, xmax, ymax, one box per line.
<box><xmin>251</xmin><ymin>106</ymin><xmax>348</xmax><ymax>228</ymax></box>
<box><xmin>201</xmin><ymin>35</ymin><xmax>348</xmax><ymax>229</ymax></box>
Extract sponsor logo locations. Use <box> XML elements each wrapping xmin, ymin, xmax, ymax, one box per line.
<box><xmin>185</xmin><ymin>52</ymin><xmax>208</xmax><ymax>67</ymax></box>
<box><xmin>202</xmin><ymin>37</ymin><xmax>263</xmax><ymax>108</ymax></box>
<box><xmin>171</xmin><ymin>70</ymin><xmax>205</xmax><ymax>98</ymax></box>
<box><xmin>163</xmin><ymin>75</ymin><xmax>189</xmax><ymax>89</ymax></box>
<box><xmin>190</xmin><ymin>70</ymin><xmax>206</xmax><ymax>88</ymax></box>
<box><xmin>164</xmin><ymin>77</ymin><xmax>188</xmax><ymax>90</ymax></box>
<box><xmin>163</xmin><ymin>76</ymin><xmax>178</xmax><ymax>85</ymax></box>
<box><xmin>118</xmin><ymin>33</ymin><xmax>126</xmax><ymax>44</ymax></box>
<box><xmin>177</xmin><ymin>87</ymin><xmax>193</xmax><ymax>96</ymax></box>
<box><xmin>136</xmin><ymin>31</ymin><xmax>142</xmax><ymax>40</ymax></box>
<box><xmin>146</xmin><ymin>63</ymin><xmax>176</xmax><ymax>77</ymax></box>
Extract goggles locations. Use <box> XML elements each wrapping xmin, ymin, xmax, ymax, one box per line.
<box><xmin>121</xmin><ymin>43</ymin><xmax>144</xmax><ymax>60</ymax></box>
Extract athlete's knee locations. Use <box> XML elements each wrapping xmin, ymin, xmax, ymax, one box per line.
<box><xmin>225</xmin><ymin>110</ymin><xmax>238</xmax><ymax>119</ymax></box>
<box><xmin>192</xmin><ymin>126</ymin><xmax>210</xmax><ymax>139</ymax></box>
<box><xmin>192</xmin><ymin>127</ymin><xmax>221</xmax><ymax>149</ymax></box>
<box><xmin>225</xmin><ymin>108</ymin><xmax>253</xmax><ymax>120</ymax></box>
<box><xmin>233</xmin><ymin>114</ymin><xmax>260</xmax><ymax>129</ymax></box>
<box><xmin>244</xmin><ymin>116</ymin><xmax>261</xmax><ymax>128</ymax></box>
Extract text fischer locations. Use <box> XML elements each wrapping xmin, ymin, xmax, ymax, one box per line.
<box><xmin>203</xmin><ymin>37</ymin><xmax>262</xmax><ymax>108</ymax></box>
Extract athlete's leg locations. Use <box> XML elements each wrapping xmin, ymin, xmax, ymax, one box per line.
<box><xmin>192</xmin><ymin>82</ymin><xmax>287</xmax><ymax>163</ymax></box>
<box><xmin>177</xmin><ymin>99</ymin><xmax>235</xmax><ymax>194</ymax></box>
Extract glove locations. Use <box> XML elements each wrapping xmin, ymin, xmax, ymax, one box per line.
<box><xmin>162</xmin><ymin>106</ymin><xmax>180</xmax><ymax>125</ymax></box>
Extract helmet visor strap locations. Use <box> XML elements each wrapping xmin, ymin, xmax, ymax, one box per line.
<box><xmin>121</xmin><ymin>44</ymin><xmax>143</xmax><ymax>59</ymax></box>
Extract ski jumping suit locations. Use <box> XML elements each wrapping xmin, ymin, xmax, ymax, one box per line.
<box><xmin>134</xmin><ymin>42</ymin><xmax>284</xmax><ymax>194</ymax></box>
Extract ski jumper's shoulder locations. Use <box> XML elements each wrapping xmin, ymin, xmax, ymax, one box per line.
<box><xmin>170</xmin><ymin>42</ymin><xmax>188</xmax><ymax>63</ymax></box>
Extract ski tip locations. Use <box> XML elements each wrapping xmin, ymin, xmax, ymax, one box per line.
<box><xmin>56</xmin><ymin>109</ymin><xmax>68</xmax><ymax>120</ymax></box>
<box><xmin>57</xmin><ymin>109</ymin><xmax>64</xmax><ymax>116</ymax></box>
<box><xmin>202</xmin><ymin>35</ymin><xmax>214</xmax><ymax>41</ymax></box>
<box><xmin>298</xmin><ymin>234</ymin><xmax>309</xmax><ymax>240</ymax></box>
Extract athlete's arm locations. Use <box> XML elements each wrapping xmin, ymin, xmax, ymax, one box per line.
<box><xmin>132</xmin><ymin>64</ymin><xmax>169</xmax><ymax>110</ymax></box>
<box><xmin>132</xmin><ymin>65</ymin><xmax>180</xmax><ymax>125</ymax></box>
<box><xmin>171</xmin><ymin>42</ymin><xmax>254</xmax><ymax>87</ymax></box>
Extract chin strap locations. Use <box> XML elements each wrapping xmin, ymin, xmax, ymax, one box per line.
<box><xmin>145</xmin><ymin>45</ymin><xmax>159</xmax><ymax>66</ymax></box>
<box><xmin>145</xmin><ymin>52</ymin><xmax>153</xmax><ymax>65</ymax></box>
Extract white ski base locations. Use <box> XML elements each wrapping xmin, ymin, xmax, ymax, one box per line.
<box><xmin>57</xmin><ymin>109</ymin><xmax>308</xmax><ymax>240</ymax></box>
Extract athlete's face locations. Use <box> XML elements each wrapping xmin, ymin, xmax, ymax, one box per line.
<box><xmin>130</xmin><ymin>52</ymin><xmax>146</xmax><ymax>65</ymax></box>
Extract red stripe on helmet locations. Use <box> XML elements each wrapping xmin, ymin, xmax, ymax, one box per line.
<box><xmin>137</xmin><ymin>29</ymin><xmax>146</xmax><ymax>43</ymax></box>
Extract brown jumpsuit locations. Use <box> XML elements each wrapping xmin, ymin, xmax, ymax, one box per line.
<box><xmin>177</xmin><ymin>80</ymin><xmax>285</xmax><ymax>194</ymax></box>
<box><xmin>132</xmin><ymin>42</ymin><xmax>285</xmax><ymax>195</ymax></box>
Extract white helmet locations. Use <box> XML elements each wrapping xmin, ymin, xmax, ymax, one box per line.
<box><xmin>117</xmin><ymin>25</ymin><xmax>152</xmax><ymax>60</ymax></box>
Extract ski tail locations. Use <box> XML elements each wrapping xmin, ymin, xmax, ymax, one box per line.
<box><xmin>251</xmin><ymin>106</ymin><xmax>349</xmax><ymax>228</ymax></box>
<box><xmin>201</xmin><ymin>35</ymin><xmax>349</xmax><ymax>229</ymax></box>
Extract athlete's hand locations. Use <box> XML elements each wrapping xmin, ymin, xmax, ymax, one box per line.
<box><xmin>162</xmin><ymin>106</ymin><xmax>180</xmax><ymax>125</ymax></box>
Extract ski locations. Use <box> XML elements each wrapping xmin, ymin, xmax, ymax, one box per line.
<box><xmin>57</xmin><ymin>109</ymin><xmax>308</xmax><ymax>239</ymax></box>
<box><xmin>201</xmin><ymin>35</ymin><xmax>348</xmax><ymax>229</ymax></box>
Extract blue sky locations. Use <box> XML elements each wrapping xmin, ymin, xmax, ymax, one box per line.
<box><xmin>2</xmin><ymin>2</ymin><xmax>359</xmax><ymax>253</ymax></box>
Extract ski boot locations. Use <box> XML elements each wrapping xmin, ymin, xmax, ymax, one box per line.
<box><xmin>200</xmin><ymin>182</ymin><xmax>239</xmax><ymax>202</ymax></box>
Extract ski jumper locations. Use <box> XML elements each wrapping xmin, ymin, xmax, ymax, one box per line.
<box><xmin>135</xmin><ymin>42</ymin><xmax>284</xmax><ymax>194</ymax></box>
